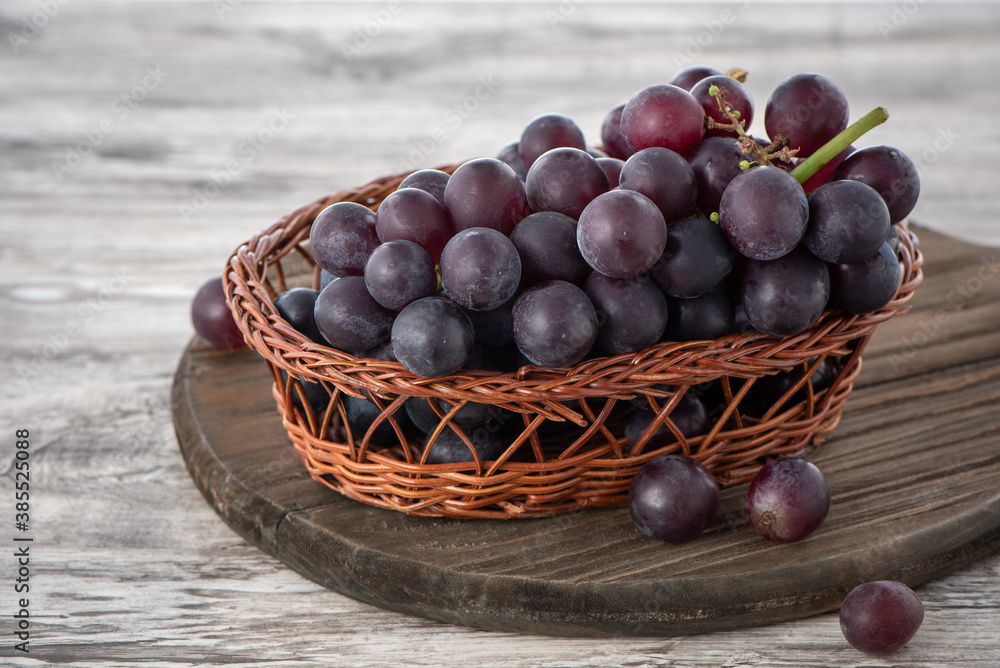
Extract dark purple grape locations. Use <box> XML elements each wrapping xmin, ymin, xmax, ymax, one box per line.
<box><xmin>391</xmin><ymin>296</ymin><xmax>474</xmax><ymax>378</ymax></box>
<box><xmin>651</xmin><ymin>217</ymin><xmax>734</xmax><ymax>298</ymax></box>
<box><xmin>364</xmin><ymin>239</ymin><xmax>437</xmax><ymax>311</ymax></box>
<box><xmin>443</xmin><ymin>158</ymin><xmax>527</xmax><ymax>236</ymax></box>
<box><xmin>424</xmin><ymin>425</ymin><xmax>504</xmax><ymax>465</ymax></box>
<box><xmin>746</xmin><ymin>372</ymin><xmax>791</xmax><ymax>418</ymax></box>
<box><xmin>620</xmin><ymin>84</ymin><xmax>706</xmax><ymax>157</ymax></box>
<box><xmin>810</xmin><ymin>357</ymin><xmax>837</xmax><ymax>391</ymax></box>
<box><xmin>596</xmin><ymin>157</ymin><xmax>625</xmax><ymax>188</ymax></box>
<box><xmin>309</xmin><ymin>202</ymin><xmax>380</xmax><ymax>277</ymax></box>
<box><xmin>436</xmin><ymin>397</ymin><xmax>508</xmax><ymax>429</ymax></box>
<box><xmin>273</xmin><ymin>287</ymin><xmax>324</xmax><ymax>344</ymax></box>
<box><xmin>375</xmin><ymin>187</ymin><xmax>453</xmax><ymax>263</ymax></box>
<box><xmin>519</xmin><ymin>113</ymin><xmax>587</xmax><ymax>171</ymax></box>
<box><xmin>600</xmin><ymin>102</ymin><xmax>634</xmax><ymax>161</ymax></box>
<box><xmin>733</xmin><ymin>299</ymin><xmax>754</xmax><ymax>334</ymax></box>
<box><xmin>619</xmin><ymin>147</ymin><xmax>697</xmax><ymax>223</ymax></box>
<box><xmin>741</xmin><ymin>246</ymin><xmax>830</xmax><ymax>336</ymax></box>
<box><xmin>764</xmin><ymin>73</ymin><xmax>850</xmax><ymax>158</ymax></box>
<box><xmin>746</xmin><ymin>457</ymin><xmax>831</xmax><ymax>543</ymax></box>
<box><xmin>686</xmin><ymin>378</ymin><xmax>727</xmax><ymax>413</ymax></box>
<box><xmin>833</xmin><ymin>146</ymin><xmax>921</xmax><ymax>224</ymax></box>
<box><xmin>464</xmin><ymin>300</ymin><xmax>515</xmax><ymax>349</ymax></box>
<box><xmin>801</xmin><ymin>145</ymin><xmax>854</xmax><ymax>195</ymax></box>
<box><xmin>359</xmin><ymin>338</ymin><xmax>397</xmax><ymax>362</ymax></box>
<box><xmin>690</xmin><ymin>75</ymin><xmax>754</xmax><ymax>138</ymax></box>
<box><xmin>436</xmin><ymin>399</ymin><xmax>489</xmax><ymax>426</ymax></box>
<box><xmin>663</xmin><ymin>287</ymin><xmax>735</xmax><ymax>342</ymax></box>
<box><xmin>885</xmin><ymin>225</ymin><xmax>900</xmax><ymax>253</ymax></box>
<box><xmin>804</xmin><ymin>180</ymin><xmax>891</xmax><ymax>264</ymax></box>
<box><xmin>577</xmin><ymin>190</ymin><xmax>668</xmax><ymax>278</ymax></box>
<box><xmin>625</xmin><ymin>393</ymin><xmax>709</xmax><ymax>449</ymax></box>
<box><xmin>405</xmin><ymin>397</ymin><xmax>441</xmax><ymax>434</ymax></box>
<box><xmin>739</xmin><ymin>359</ymin><xmax>834</xmax><ymax>419</ymax></box>
<box><xmin>720</xmin><ymin>166</ymin><xmax>808</xmax><ymax>261</ymax></box>
<box><xmin>585</xmin><ymin>272</ymin><xmax>668</xmax><ymax>355</ymax></box>
<box><xmin>462</xmin><ymin>341</ymin><xmax>520</xmax><ymax>373</ymax></box>
<box><xmin>509</xmin><ymin>211</ymin><xmax>590</xmax><ymax>287</ymax></box>
<box><xmin>739</xmin><ymin>372</ymin><xmax>795</xmax><ymax>419</ymax></box>
<box><xmin>314</xmin><ymin>276</ymin><xmax>395</xmax><ymax>353</ymax></box>
<box><xmin>669</xmin><ymin>65</ymin><xmax>724</xmax><ymax>91</ymax></box>
<box><xmin>629</xmin><ymin>455</ymin><xmax>720</xmax><ymax>543</ymax></box>
<box><xmin>398</xmin><ymin>169</ymin><xmax>450</xmax><ymax>207</ymax></box>
<box><xmin>343</xmin><ymin>393</ymin><xmax>411</xmax><ymax>447</ymax></box>
<box><xmin>512</xmin><ymin>280</ymin><xmax>597</xmax><ymax>367</ymax></box>
<box><xmin>280</xmin><ymin>370</ymin><xmax>331</xmax><ymax>415</ymax></box>
<box><xmin>524</xmin><ymin>148</ymin><xmax>610</xmax><ymax>220</ymax></box>
<box><xmin>686</xmin><ymin>136</ymin><xmax>746</xmax><ymax>216</ymax></box>
<box><xmin>320</xmin><ymin>270</ymin><xmax>337</xmax><ymax>290</ymax></box>
<box><xmin>440</xmin><ymin>227</ymin><xmax>521</xmax><ymax>312</ymax></box>
<box><xmin>840</xmin><ymin>581</ymin><xmax>924</xmax><ymax>656</ymax></box>
<box><xmin>495</xmin><ymin>140</ymin><xmax>528</xmax><ymax>181</ymax></box>
<box><xmin>829</xmin><ymin>242</ymin><xmax>901</xmax><ymax>315</ymax></box>
<box><xmin>191</xmin><ymin>276</ymin><xmax>245</xmax><ymax>350</ymax></box>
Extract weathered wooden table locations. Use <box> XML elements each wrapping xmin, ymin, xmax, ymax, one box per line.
<box><xmin>3</xmin><ymin>2</ymin><xmax>1000</xmax><ymax>665</ymax></box>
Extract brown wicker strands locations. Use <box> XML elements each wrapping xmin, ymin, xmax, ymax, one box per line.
<box><xmin>224</xmin><ymin>165</ymin><xmax>923</xmax><ymax>519</ymax></box>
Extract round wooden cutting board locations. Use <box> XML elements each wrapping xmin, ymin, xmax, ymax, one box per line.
<box><xmin>172</xmin><ymin>227</ymin><xmax>1000</xmax><ymax>637</ymax></box>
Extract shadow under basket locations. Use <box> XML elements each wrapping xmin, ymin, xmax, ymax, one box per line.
<box><xmin>224</xmin><ymin>166</ymin><xmax>924</xmax><ymax>520</ymax></box>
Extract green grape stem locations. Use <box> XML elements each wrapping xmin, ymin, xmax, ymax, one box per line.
<box><xmin>789</xmin><ymin>106</ymin><xmax>890</xmax><ymax>184</ymax></box>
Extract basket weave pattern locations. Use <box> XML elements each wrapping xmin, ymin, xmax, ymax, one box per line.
<box><xmin>224</xmin><ymin>166</ymin><xmax>923</xmax><ymax>519</ymax></box>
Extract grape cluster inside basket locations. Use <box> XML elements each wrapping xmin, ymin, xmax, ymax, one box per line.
<box><xmin>224</xmin><ymin>164</ymin><xmax>923</xmax><ymax>520</ymax></box>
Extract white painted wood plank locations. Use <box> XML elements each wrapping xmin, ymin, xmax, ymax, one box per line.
<box><xmin>2</xmin><ymin>1</ymin><xmax>999</xmax><ymax>665</ymax></box>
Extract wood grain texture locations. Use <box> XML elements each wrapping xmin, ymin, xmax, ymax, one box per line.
<box><xmin>3</xmin><ymin>1</ymin><xmax>1000</xmax><ymax>665</ymax></box>
<box><xmin>171</xmin><ymin>227</ymin><xmax>1000</xmax><ymax>637</ymax></box>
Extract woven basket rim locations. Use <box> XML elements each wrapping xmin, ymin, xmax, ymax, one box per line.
<box><xmin>220</xmin><ymin>162</ymin><xmax>924</xmax><ymax>517</ymax></box>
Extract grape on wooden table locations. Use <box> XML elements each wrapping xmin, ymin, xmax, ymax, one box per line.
<box><xmin>191</xmin><ymin>276</ymin><xmax>246</xmax><ymax>351</ymax></box>
<box><xmin>629</xmin><ymin>455</ymin><xmax>720</xmax><ymax>542</ymax></box>
<box><xmin>840</xmin><ymin>580</ymin><xmax>924</xmax><ymax>656</ymax></box>
<box><xmin>746</xmin><ymin>457</ymin><xmax>831</xmax><ymax>543</ymax></box>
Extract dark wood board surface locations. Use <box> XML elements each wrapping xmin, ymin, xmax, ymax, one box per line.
<box><xmin>173</xmin><ymin>226</ymin><xmax>1000</xmax><ymax>637</ymax></box>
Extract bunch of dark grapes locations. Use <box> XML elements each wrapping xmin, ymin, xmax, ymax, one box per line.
<box><xmin>223</xmin><ymin>66</ymin><xmax>919</xmax><ymax>506</ymax></box>
<box><xmin>271</xmin><ymin>66</ymin><xmax>918</xmax><ymax>381</ymax></box>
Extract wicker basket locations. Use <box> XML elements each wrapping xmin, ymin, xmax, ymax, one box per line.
<box><xmin>223</xmin><ymin>165</ymin><xmax>923</xmax><ymax>519</ymax></box>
